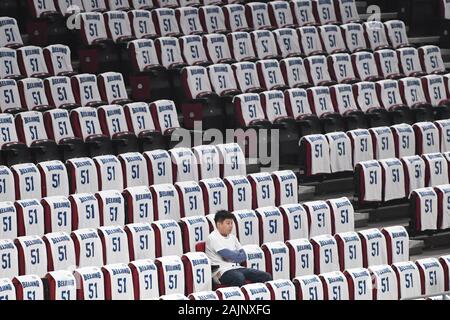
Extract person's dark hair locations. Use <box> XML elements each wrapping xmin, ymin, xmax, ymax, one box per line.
<box><xmin>214</xmin><ymin>210</ymin><xmax>234</xmax><ymax>224</ymax></box>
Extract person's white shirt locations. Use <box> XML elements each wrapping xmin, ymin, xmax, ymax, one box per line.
<box><xmin>205</xmin><ymin>229</ymin><xmax>243</xmax><ymax>280</ymax></box>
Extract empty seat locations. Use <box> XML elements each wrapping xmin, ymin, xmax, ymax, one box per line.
<box><xmin>149</xmin><ymin>99</ymin><xmax>181</xmax><ymax>135</ymax></box>
<box><xmin>78</xmin><ymin>12</ymin><xmax>109</xmax><ymax>46</ymax></box>
<box><xmin>255</xmin><ymin>206</ymin><xmax>284</xmax><ymax>244</ymax></box>
<box><xmin>175</xmin><ymin>7</ymin><xmax>203</xmax><ymax>36</ymax></box>
<box><xmin>228</xmin><ymin>32</ymin><xmax>257</xmax><ymax>62</ymax></box>
<box><xmin>379</xmin><ymin>158</ymin><xmax>406</xmax><ymax>202</ymax></box>
<box><xmin>280</xmin><ymin>58</ymin><xmax>312</xmax><ymax>88</ymax></box>
<box><xmin>71</xmin><ymin>74</ymin><xmax>106</xmax><ymax>108</ymax></box>
<box><xmin>154</xmin><ymin>37</ymin><xmax>186</xmax><ymax>69</ymax></box>
<box><xmin>304</xmin><ymin>56</ymin><xmax>336</xmax><ymax>86</ymax></box>
<box><xmin>320</xmin><ymin>271</ymin><xmax>350</xmax><ymax>300</ymax></box>
<box><xmin>223</xmin><ymin>4</ymin><xmax>250</xmax><ymax>32</ymax></box>
<box><xmin>413</xmin><ymin>122</ymin><xmax>440</xmax><ymax>155</ymax></box>
<box><xmin>71</xmin><ymin>228</ymin><xmax>104</xmax><ymax>268</ymax></box>
<box><xmin>329</xmin><ymin>84</ymin><xmax>366</xmax><ymax>129</ymax></box>
<box><xmin>182</xmin><ymin>251</ymin><xmax>211</xmax><ymax>294</ymax></box>
<box><xmin>251</xmin><ymin>30</ymin><xmax>280</xmax><ymax>61</ymax></box>
<box><xmin>41</xmin><ymin>196</ymin><xmax>72</xmax><ymax>235</ymax></box>
<box><xmin>335</xmin><ymin>231</ymin><xmax>363</xmax><ymax>271</ymax></box>
<box><xmin>418</xmin><ymin>45</ymin><xmax>446</xmax><ymax>75</ymax></box>
<box><xmin>102</xmin><ymin>263</ymin><xmax>134</xmax><ymax>300</ymax></box>
<box><xmin>18</xmin><ymin>78</ymin><xmax>52</xmax><ymax>111</ymax></box>
<box><xmin>66</xmin><ymin>157</ymin><xmax>99</xmax><ymax>194</ymax></box>
<box><xmin>391</xmin><ymin>261</ymin><xmax>421</xmax><ymax>299</ymax></box>
<box><xmin>128</xmin><ymin>259</ymin><xmax>159</xmax><ymax>300</ymax></box>
<box><xmin>203</xmin><ymin>34</ymin><xmax>234</xmax><ymax>64</ymax></box>
<box><xmin>118</xmin><ymin>152</ymin><xmax>149</xmax><ymax>188</ymax></box>
<box><xmin>44</xmin><ymin>76</ymin><xmax>79</xmax><ymax>110</ymax></box>
<box><xmin>73</xmin><ymin>266</ymin><xmax>105</xmax><ymax>300</ymax></box>
<box><xmin>416</xmin><ymin>257</ymin><xmax>445</xmax><ymax>296</ymax></box>
<box><xmin>92</xmin><ymin>154</ymin><xmax>123</xmax><ymax>191</ymax></box>
<box><xmin>297</xmin><ymin>26</ymin><xmax>326</xmax><ymax>57</ymax></box>
<box><xmin>0</xmin><ymin>278</ymin><xmax>15</xmax><ymax>300</ymax></box>
<box><xmin>241</xmin><ymin>282</ymin><xmax>271</xmax><ymax>300</ymax></box>
<box><xmin>43</xmin><ymin>45</ymin><xmax>75</xmax><ymax>77</ymax></box>
<box><xmin>248</xmin><ymin>172</ymin><xmax>276</xmax><ymax>209</ymax></box>
<box><xmin>304</xmin><ymin>200</ymin><xmax>333</xmax><ymax>237</ymax></box>
<box><xmin>0</xmin><ymin>48</ymin><xmax>22</xmax><ymax>80</ymax></box>
<box><xmin>422</xmin><ymin>153</ymin><xmax>449</xmax><ymax>186</ymax></box>
<box><xmin>256</xmin><ymin>60</ymin><xmax>287</xmax><ymax>91</ymax></box>
<box><xmin>224</xmin><ymin>175</ymin><xmax>252</xmax><ymax>211</ymax></box>
<box><xmin>98</xmin><ymin>226</ymin><xmax>129</xmax><ymax>265</ymax></box>
<box><xmin>299</xmin><ymin>134</ymin><xmax>331</xmax><ymax>177</ymax></box>
<box><xmin>106</xmin><ymin>0</ymin><xmax>131</xmax><ymax>10</ymax></box>
<box><xmin>399</xmin><ymin>78</ymin><xmax>434</xmax><ymax>121</ymax></box>
<box><xmin>397</xmin><ymin>48</ymin><xmax>426</xmax><ymax>77</ymax></box>
<box><xmin>215</xmin><ymin>287</ymin><xmax>245</xmax><ymax>300</ymax></box>
<box><xmin>390</xmin><ymin>123</ymin><xmax>415</xmax><ymax>158</ymax></box>
<box><xmin>199</xmin><ymin>177</ymin><xmax>228</xmax><ymax>215</ymax></box>
<box><xmin>43</xmin><ymin>232</ymin><xmax>76</xmax><ymax>272</ymax></box>
<box><xmin>268</xmin><ymin>1</ymin><xmax>296</xmax><ymax>28</ymax></box>
<box><xmin>207</xmin><ymin>63</ymin><xmax>240</xmax><ymax>98</ymax></box>
<box><xmin>11</xmin><ymin>163</ymin><xmax>42</xmax><ymax>200</ymax></box>
<box><xmin>290</xmin><ymin>0</ymin><xmax>318</xmax><ymax>27</ymax></box>
<box><xmin>344</xmin><ymin>267</ymin><xmax>372</xmax><ymax>300</ymax></box>
<box><xmin>363</xmin><ymin>21</ymin><xmax>390</xmax><ymax>51</ymax></box>
<box><xmin>192</xmin><ymin>145</ymin><xmax>220</xmax><ymax>180</ymax></box>
<box><xmin>358</xmin><ymin>228</ymin><xmax>388</xmax><ymax>267</ymax></box>
<box><xmin>261</xmin><ymin>241</ymin><xmax>290</xmax><ymax>280</ymax></box>
<box><xmin>152</xmin><ymin>8</ymin><xmax>181</xmax><ymax>37</ymax></box>
<box><xmin>122</xmin><ymin>185</ymin><xmax>153</xmax><ymax>223</ymax></box>
<box><xmin>382</xmin><ymin>225</ymin><xmax>409</xmax><ymax>264</ymax></box>
<box><xmin>232</xmin><ymin>62</ymin><xmax>263</xmax><ymax>93</ymax></box>
<box><xmin>15</xmin><ymin>235</ymin><xmax>47</xmax><ymax>277</ymax></box>
<box><xmin>125</xmin><ymin>222</ymin><xmax>156</xmax><ymax>261</ymax></box>
<box><xmin>273</xmin><ymin>28</ymin><xmax>302</xmax><ymax>58</ymax></box>
<box><xmin>401</xmin><ymin>155</ymin><xmax>426</xmax><ymax>195</ymax></box>
<box><xmin>354</xmin><ymin>160</ymin><xmax>383</xmax><ymax>206</ymax></box>
<box><xmin>369</xmin><ymin>264</ymin><xmax>399</xmax><ymax>300</ymax></box>
<box><xmin>97</xmin><ymin>72</ymin><xmax>131</xmax><ymax>105</ymax></box>
<box><xmin>327</xmin><ymin>53</ymin><xmax>360</xmax><ymax>84</ymax></box>
<box><xmin>409</xmin><ymin>187</ymin><xmax>439</xmax><ymax>232</ymax></box>
<box><xmin>319</xmin><ymin>24</ymin><xmax>348</xmax><ymax>55</ymax></box>
<box><xmin>179</xmin><ymin>215</ymin><xmax>209</xmax><ymax>252</ymax></box>
<box><xmin>198</xmin><ymin>6</ymin><xmax>227</xmax><ymax>34</ymax></box>
<box><xmin>143</xmin><ymin>149</ymin><xmax>173</xmax><ymax>185</ymax></box>
<box><xmin>421</xmin><ymin>75</ymin><xmax>450</xmax><ymax>118</ymax></box>
<box><xmin>175</xmin><ymin>181</ymin><xmax>205</xmax><ymax>218</ymax></box>
<box><xmin>384</xmin><ymin>20</ymin><xmax>409</xmax><ymax>49</ymax></box>
<box><xmin>0</xmin><ymin>17</ymin><xmax>23</xmax><ymax>49</ymax></box>
<box><xmin>170</xmin><ymin>147</ymin><xmax>199</xmax><ymax>183</ymax></box>
<box><xmin>293</xmin><ymin>274</ymin><xmax>324</xmax><ymax>300</ymax></box>
<box><xmin>376</xmin><ymin>79</ymin><xmax>413</xmax><ymax>124</ymax></box>
<box><xmin>374</xmin><ymin>49</ymin><xmax>404</xmax><ymax>80</ymax></box>
<box><xmin>0</xmin><ymin>239</ymin><xmax>18</xmax><ymax>278</ymax></box>
<box><xmin>313</xmin><ymin>0</ymin><xmax>339</xmax><ymax>25</ymax></box>
<box><xmin>245</xmin><ymin>2</ymin><xmax>272</xmax><ymax>30</ymax></box>
<box><xmin>95</xmin><ymin>190</ymin><xmax>126</xmax><ymax>226</ymax></box>
<box><xmin>15</xmin><ymin>199</ymin><xmax>44</xmax><ymax>237</ymax></box>
<box><xmin>306</xmin><ymin>86</ymin><xmax>343</xmax><ymax>131</ymax></box>
<box><xmin>369</xmin><ymin>126</ymin><xmax>396</xmax><ymax>160</ymax></box>
<box><xmin>128</xmin><ymin>10</ymin><xmax>158</xmax><ymax>39</ymax></box>
<box><xmin>351</xmin><ymin>52</ymin><xmax>383</xmax><ymax>82</ymax></box>
<box><xmin>70</xmin><ymin>193</ymin><xmax>101</xmax><ymax>230</ymax></box>
<box><xmin>104</xmin><ymin>11</ymin><xmax>134</xmax><ymax>44</ymax></box>
<box><xmin>327</xmin><ymin>197</ymin><xmax>354</xmax><ymax>234</ymax></box>
<box><xmin>12</xmin><ymin>275</ymin><xmax>44</xmax><ymax>300</ymax></box>
<box><xmin>37</xmin><ymin>160</ymin><xmax>69</xmax><ymax>198</ymax></box>
<box><xmin>151</xmin><ymin>184</ymin><xmax>181</xmax><ymax>221</ymax></box>
<box><xmin>179</xmin><ymin>35</ymin><xmax>209</xmax><ymax>66</ymax></box>
<box><xmin>81</xmin><ymin>0</ymin><xmax>107</xmax><ymax>12</ymax></box>
<box><xmin>311</xmin><ymin>234</ymin><xmax>339</xmax><ymax>274</ymax></box>
<box><xmin>335</xmin><ymin>0</ymin><xmax>360</xmax><ymax>24</ymax></box>
<box><xmin>231</xmin><ymin>209</ymin><xmax>260</xmax><ymax>245</ymax></box>
<box><xmin>17</xmin><ymin>46</ymin><xmax>50</xmax><ymax>79</ymax></box>
<box><xmin>155</xmin><ymin>255</ymin><xmax>185</xmax><ymax>295</ymax></box>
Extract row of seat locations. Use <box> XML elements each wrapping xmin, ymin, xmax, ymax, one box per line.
<box><xmin>355</xmin><ymin>151</ymin><xmax>450</xmax><ymax>206</ymax></box>
<box><xmin>4</xmin><ymin>252</ymin><xmax>450</xmax><ymax>300</ymax></box>
<box><xmin>187</xmin><ymin>255</ymin><xmax>450</xmax><ymax>300</ymax></box>
<box><xmin>0</xmin><ymin>224</ymin><xmax>410</xmax><ymax>295</ymax></box>
<box><xmin>300</xmin><ymin>120</ymin><xmax>450</xmax><ymax>177</ymax></box>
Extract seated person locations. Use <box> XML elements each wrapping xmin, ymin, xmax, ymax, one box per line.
<box><xmin>206</xmin><ymin>210</ymin><xmax>272</xmax><ymax>286</ymax></box>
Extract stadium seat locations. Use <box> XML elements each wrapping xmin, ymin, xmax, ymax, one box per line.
<box><xmin>369</xmin><ymin>126</ymin><xmax>395</xmax><ymax>160</ymax></box>
<box><xmin>273</xmin><ymin>28</ymin><xmax>302</xmax><ymax>58</ymax></box>
<box><xmin>415</xmin><ymin>257</ymin><xmax>445</xmax><ymax>296</ymax></box>
<box><xmin>151</xmin><ymin>184</ymin><xmax>181</xmax><ymax>221</ymax></box>
<box><xmin>291</xmin><ymin>0</ymin><xmax>318</xmax><ymax>27</ymax></box>
<box><xmin>351</xmin><ymin>52</ymin><xmax>383</xmax><ymax>82</ymax></box>
<box><xmin>251</xmin><ymin>31</ymin><xmax>281</xmax><ymax>60</ymax></box>
<box><xmin>374</xmin><ymin>49</ymin><xmax>405</xmax><ymax>80</ymax></box>
<box><xmin>297</xmin><ymin>26</ymin><xmax>326</xmax><ymax>57</ymax></box>
<box><xmin>70</xmin><ymin>193</ymin><xmax>101</xmax><ymax>230</ymax></box>
<box><xmin>327</xmin><ymin>53</ymin><xmax>360</xmax><ymax>84</ymax></box>
<box><xmin>125</xmin><ymin>223</ymin><xmax>156</xmax><ymax>261</ymax></box>
<box><xmin>92</xmin><ymin>155</ymin><xmax>124</xmax><ymax>191</ymax></box>
<box><xmin>128</xmin><ymin>259</ymin><xmax>159</xmax><ymax>300</ymax></box>
<box><xmin>434</xmin><ymin>119</ymin><xmax>450</xmax><ymax>151</ymax></box>
<box><xmin>155</xmin><ymin>255</ymin><xmax>185</xmax><ymax>296</ymax></box>
<box><xmin>102</xmin><ymin>263</ymin><xmax>134</xmax><ymax>300</ymax></box>
<box><xmin>341</xmin><ymin>23</ymin><xmax>368</xmax><ymax>53</ymax></box>
<box><xmin>335</xmin><ymin>231</ymin><xmax>363</xmax><ymax>271</ymax></box>
<box><xmin>188</xmin><ymin>291</ymin><xmax>219</xmax><ymax>300</ymax></box>
<box><xmin>66</xmin><ymin>157</ymin><xmax>99</xmax><ymax>194</ymax></box>
<box><xmin>179</xmin><ymin>215</ymin><xmax>209</xmax><ymax>253</ymax></box>
<box><xmin>413</xmin><ymin>122</ymin><xmax>440</xmax><ymax>155</ymax></box>
<box><xmin>311</xmin><ymin>234</ymin><xmax>339</xmax><ymax>274</ymax></box>
<box><xmin>299</xmin><ymin>134</ymin><xmax>331</xmax><ymax>178</ymax></box>
<box><xmin>266</xmin><ymin>279</ymin><xmax>296</xmax><ymax>300</ymax></box>
<box><xmin>176</xmin><ymin>7</ymin><xmax>203</xmax><ymax>36</ymax></box>
<box><xmin>327</xmin><ymin>197</ymin><xmax>354</xmax><ymax>234</ymax></box>
<box><xmin>203</xmin><ymin>34</ymin><xmax>235</xmax><ymax>64</ymax></box>
<box><xmin>95</xmin><ymin>190</ymin><xmax>126</xmax><ymax>226</ymax></box>
<box><xmin>280</xmin><ymin>204</ymin><xmax>309</xmax><ymax>241</ymax></box>
<box><xmin>375</xmin><ymin>79</ymin><xmax>414</xmax><ymax>124</ymax></box>
<box><xmin>293</xmin><ymin>274</ymin><xmax>324</xmax><ymax>300</ymax></box>
<box><xmin>43</xmin><ymin>45</ymin><xmax>76</xmax><ymax>77</ymax></box>
<box><xmin>231</xmin><ymin>209</ymin><xmax>260</xmax><ymax>246</ymax></box>
<box><xmin>71</xmin><ymin>228</ymin><xmax>104</xmax><ymax>268</ymax></box>
<box><xmin>261</xmin><ymin>241</ymin><xmax>290</xmax><ymax>280</ymax></box>
<box><xmin>81</xmin><ymin>0</ymin><xmax>107</xmax><ymax>12</ymax></box>
<box><xmin>44</xmin><ymin>77</ymin><xmax>79</xmax><ymax>111</ymax></box>
<box><xmin>199</xmin><ymin>177</ymin><xmax>228</xmax><ymax>215</ymax></box>
<box><xmin>71</xmin><ymin>74</ymin><xmax>106</xmax><ymax>108</ymax></box>
<box><xmin>257</xmin><ymin>60</ymin><xmax>287</xmax><ymax>91</ymax></box>
<box><xmin>152</xmin><ymin>9</ymin><xmax>181</xmax><ymax>37</ymax></box>
<box><xmin>304</xmin><ymin>56</ymin><xmax>337</xmax><ymax>87</ymax></box>
<box><xmin>240</xmin><ymin>282</ymin><xmax>271</xmax><ymax>300</ymax></box>
<box><xmin>391</xmin><ymin>261</ymin><xmax>421</xmax><ymax>299</ymax></box>
<box><xmin>435</xmin><ymin>184</ymin><xmax>450</xmax><ymax>230</ymax></box>
<box><xmin>104</xmin><ymin>11</ymin><xmax>135</xmax><ymax>44</ymax></box>
<box><xmin>0</xmin><ymin>239</ymin><xmax>18</xmax><ymax>279</ymax></box>
<box><xmin>271</xmin><ymin>170</ymin><xmax>298</xmax><ymax>206</ymax></box>
<box><xmin>379</xmin><ymin>158</ymin><xmax>406</xmax><ymax>202</ymax></box>
<box><xmin>73</xmin><ymin>266</ymin><xmax>106</xmax><ymax>300</ymax></box>
<box><xmin>179</xmin><ymin>35</ymin><xmax>210</xmax><ymax>66</ymax></box>
<box><xmin>421</xmin><ymin>75</ymin><xmax>450</xmax><ymax>119</ymax></box>
<box><xmin>418</xmin><ymin>45</ymin><xmax>446</xmax><ymax>75</ymax></box>
<box><xmin>182</xmin><ymin>251</ymin><xmax>211</xmax><ymax>294</ymax></box>
<box><xmin>319</xmin><ymin>25</ymin><xmax>348</xmax><ymax>55</ymax></box>
<box><xmin>319</xmin><ymin>271</ymin><xmax>350</xmax><ymax>300</ymax></box>
<box><xmin>12</xmin><ymin>274</ymin><xmax>44</xmax><ymax>300</ymax></box>
<box><xmin>255</xmin><ymin>206</ymin><xmax>284</xmax><ymax>244</ymax></box>
<box><xmin>228</xmin><ymin>32</ymin><xmax>258</xmax><ymax>62</ymax></box>
<box><xmin>15</xmin><ymin>199</ymin><xmax>45</xmax><ymax>237</ymax></box>
<box><xmin>368</xmin><ymin>264</ymin><xmax>399</xmax><ymax>300</ymax></box>
<box><xmin>384</xmin><ymin>20</ymin><xmax>410</xmax><ymax>49</ymax></box>
<box><xmin>97</xmin><ymin>72</ymin><xmax>132</xmax><ymax>105</ymax></box>
<box><xmin>152</xmin><ymin>219</ymin><xmax>183</xmax><ymax>257</ymax></box>
<box><xmin>344</xmin><ymin>267</ymin><xmax>373</xmax><ymax>300</ymax></box>
<box><xmin>245</xmin><ymin>2</ymin><xmax>272</xmax><ymax>31</ymax></box>
<box><xmin>0</xmin><ymin>48</ymin><xmax>23</xmax><ymax>80</ymax></box>
<box><xmin>175</xmin><ymin>181</ymin><xmax>205</xmax><ymax>218</ymax></box>
<box><xmin>329</xmin><ymin>84</ymin><xmax>367</xmax><ymax>130</ymax></box>
<box><xmin>199</xmin><ymin>6</ymin><xmax>227</xmax><ymax>34</ymax></box>
<box><xmin>397</xmin><ymin>48</ymin><xmax>426</xmax><ymax>78</ymax></box>
<box><xmin>143</xmin><ymin>150</ymin><xmax>173</xmax><ymax>185</ymax></box>
<box><xmin>354</xmin><ymin>160</ymin><xmax>383</xmax><ymax>206</ymax></box>
<box><xmin>41</xmin><ymin>196</ymin><xmax>72</xmax><ymax>234</ymax></box>
<box><xmin>98</xmin><ymin>226</ymin><xmax>129</xmax><ymax>265</ymax></box>
<box><xmin>223</xmin><ymin>4</ymin><xmax>251</xmax><ymax>32</ymax></box>
<box><xmin>313</xmin><ymin>0</ymin><xmax>339</xmax><ymax>25</ymax></box>
<box><xmin>402</xmin><ymin>155</ymin><xmax>426</xmax><ymax>195</ymax></box>
<box><xmin>43</xmin><ymin>232</ymin><xmax>76</xmax><ymax>272</ymax></box>
<box><xmin>306</xmin><ymin>86</ymin><xmax>344</xmax><ymax>132</ymax></box>
<box><xmin>0</xmin><ymin>17</ymin><xmax>23</xmax><ymax>49</ymax></box>
<box><xmin>186</xmin><ymin>145</ymin><xmax>218</xmax><ymax>178</ymax></box>
<box><xmin>382</xmin><ymin>226</ymin><xmax>409</xmax><ymax>264</ymax></box>
<box><xmin>399</xmin><ymin>78</ymin><xmax>434</xmax><ymax>122</ymax></box>
<box><xmin>268</xmin><ymin>1</ymin><xmax>296</xmax><ymax>29</ymax></box>
<box><xmin>0</xmin><ymin>278</ymin><xmax>16</xmax><ymax>300</ymax></box>
<box><xmin>15</xmin><ymin>235</ymin><xmax>48</xmax><ymax>277</ymax></box>
<box><xmin>215</xmin><ymin>286</ymin><xmax>245</xmax><ymax>300</ymax></box>
<box><xmin>10</xmin><ymin>162</ymin><xmax>41</xmax><ymax>201</ymax></box>
<box><xmin>242</xmin><ymin>244</ymin><xmax>266</xmax><ymax>271</ymax></box>
<box><xmin>118</xmin><ymin>152</ymin><xmax>149</xmax><ymax>188</ymax></box>
<box><xmin>128</xmin><ymin>10</ymin><xmax>158</xmax><ymax>39</ymax></box>
<box><xmin>37</xmin><ymin>160</ymin><xmax>69</xmax><ymax>198</ymax></box>
<box><xmin>18</xmin><ymin>78</ymin><xmax>53</xmax><ymax>111</ymax></box>
<box><xmin>358</xmin><ymin>228</ymin><xmax>388</xmax><ymax>267</ymax></box>
<box><xmin>0</xmin><ymin>79</ymin><xmax>24</xmax><ymax>114</ymax></box>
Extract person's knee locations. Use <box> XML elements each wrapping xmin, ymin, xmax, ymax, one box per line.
<box><xmin>244</xmin><ymin>269</ymin><xmax>273</xmax><ymax>283</ymax></box>
<box><xmin>259</xmin><ymin>271</ymin><xmax>273</xmax><ymax>282</ymax></box>
<box><xmin>220</xmin><ymin>270</ymin><xmax>246</xmax><ymax>287</ymax></box>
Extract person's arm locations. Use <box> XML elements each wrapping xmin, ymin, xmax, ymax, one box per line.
<box><xmin>217</xmin><ymin>248</ymin><xmax>246</xmax><ymax>263</ymax></box>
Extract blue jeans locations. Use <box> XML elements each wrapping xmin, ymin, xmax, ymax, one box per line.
<box><xmin>220</xmin><ymin>268</ymin><xmax>273</xmax><ymax>287</ymax></box>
